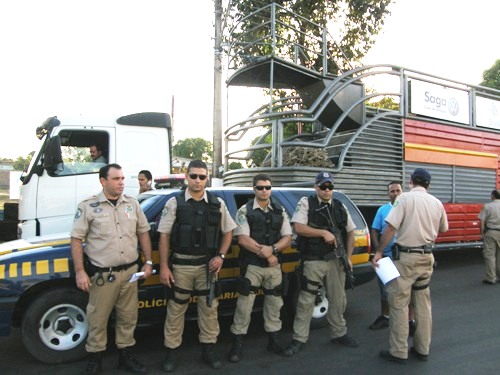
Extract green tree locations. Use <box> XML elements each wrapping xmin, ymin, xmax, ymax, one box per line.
<box><xmin>480</xmin><ymin>59</ymin><xmax>500</xmax><ymax>90</ymax></box>
<box><xmin>225</xmin><ymin>0</ymin><xmax>393</xmax><ymax>73</ymax></box>
<box><xmin>173</xmin><ymin>138</ymin><xmax>213</xmax><ymax>162</ymax></box>
<box><xmin>12</xmin><ymin>153</ymin><xmax>34</xmax><ymax>171</ymax></box>
<box><xmin>368</xmin><ymin>96</ymin><xmax>399</xmax><ymax>111</ymax></box>
<box><xmin>228</xmin><ymin>161</ymin><xmax>244</xmax><ymax>170</ymax></box>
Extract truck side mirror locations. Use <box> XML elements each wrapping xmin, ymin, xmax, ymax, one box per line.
<box><xmin>43</xmin><ymin>135</ymin><xmax>63</xmax><ymax>173</ymax></box>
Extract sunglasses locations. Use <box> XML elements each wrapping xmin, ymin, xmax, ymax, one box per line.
<box><xmin>318</xmin><ymin>184</ymin><xmax>334</xmax><ymax>191</ymax></box>
<box><xmin>188</xmin><ymin>173</ymin><xmax>208</xmax><ymax>181</ymax></box>
<box><xmin>254</xmin><ymin>185</ymin><xmax>272</xmax><ymax>191</ymax></box>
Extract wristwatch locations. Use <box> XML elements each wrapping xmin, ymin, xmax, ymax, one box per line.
<box><xmin>218</xmin><ymin>253</ymin><xmax>226</xmax><ymax>260</ymax></box>
<box><xmin>272</xmin><ymin>246</ymin><xmax>279</xmax><ymax>256</ymax></box>
<box><xmin>145</xmin><ymin>260</ymin><xmax>153</xmax><ymax>266</ymax></box>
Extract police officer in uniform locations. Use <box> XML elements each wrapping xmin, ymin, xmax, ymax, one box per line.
<box><xmin>373</xmin><ymin>168</ymin><xmax>448</xmax><ymax>363</ymax></box>
<box><xmin>158</xmin><ymin>160</ymin><xmax>236</xmax><ymax>372</ymax></box>
<box><xmin>71</xmin><ymin>163</ymin><xmax>153</xmax><ymax>374</ymax></box>
<box><xmin>228</xmin><ymin>174</ymin><xmax>292</xmax><ymax>362</ymax></box>
<box><xmin>283</xmin><ymin>172</ymin><xmax>359</xmax><ymax>356</ymax></box>
<box><xmin>478</xmin><ymin>189</ymin><xmax>500</xmax><ymax>284</ymax></box>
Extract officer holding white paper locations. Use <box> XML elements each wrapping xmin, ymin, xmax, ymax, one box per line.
<box><xmin>372</xmin><ymin>168</ymin><xmax>448</xmax><ymax>364</ymax></box>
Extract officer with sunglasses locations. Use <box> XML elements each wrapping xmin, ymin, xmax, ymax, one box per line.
<box><xmin>71</xmin><ymin>163</ymin><xmax>153</xmax><ymax>374</ymax></box>
<box><xmin>158</xmin><ymin>160</ymin><xmax>236</xmax><ymax>372</ymax></box>
<box><xmin>283</xmin><ymin>172</ymin><xmax>359</xmax><ymax>356</ymax></box>
<box><xmin>228</xmin><ymin>173</ymin><xmax>292</xmax><ymax>362</ymax></box>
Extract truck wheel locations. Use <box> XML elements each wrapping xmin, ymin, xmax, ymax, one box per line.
<box><xmin>21</xmin><ymin>287</ymin><xmax>89</xmax><ymax>364</ymax></box>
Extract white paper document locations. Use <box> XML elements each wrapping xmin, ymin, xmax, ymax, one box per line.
<box><xmin>375</xmin><ymin>257</ymin><xmax>400</xmax><ymax>285</ymax></box>
<box><xmin>129</xmin><ymin>269</ymin><xmax>156</xmax><ymax>283</ymax></box>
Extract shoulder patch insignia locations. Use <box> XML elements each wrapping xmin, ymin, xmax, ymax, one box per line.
<box><xmin>74</xmin><ymin>208</ymin><xmax>82</xmax><ymax>220</ymax></box>
<box><xmin>237</xmin><ymin>210</ymin><xmax>247</xmax><ymax>225</ymax></box>
<box><xmin>295</xmin><ymin>200</ymin><xmax>303</xmax><ymax>213</ymax></box>
<box><xmin>161</xmin><ymin>207</ymin><xmax>168</xmax><ymax>216</ymax></box>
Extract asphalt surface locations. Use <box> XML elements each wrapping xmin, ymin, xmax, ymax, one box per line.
<box><xmin>1</xmin><ymin>247</ymin><xmax>499</xmax><ymax>375</ymax></box>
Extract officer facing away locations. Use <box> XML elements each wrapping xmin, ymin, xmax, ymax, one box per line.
<box><xmin>71</xmin><ymin>163</ymin><xmax>154</xmax><ymax>374</ymax></box>
<box><xmin>158</xmin><ymin>160</ymin><xmax>237</xmax><ymax>372</ymax></box>
<box><xmin>373</xmin><ymin>168</ymin><xmax>448</xmax><ymax>364</ymax></box>
<box><xmin>228</xmin><ymin>173</ymin><xmax>292</xmax><ymax>362</ymax></box>
<box><xmin>478</xmin><ymin>189</ymin><xmax>500</xmax><ymax>284</ymax></box>
<box><xmin>282</xmin><ymin>171</ymin><xmax>359</xmax><ymax>356</ymax></box>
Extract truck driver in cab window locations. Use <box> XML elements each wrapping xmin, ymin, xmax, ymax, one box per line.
<box><xmin>89</xmin><ymin>144</ymin><xmax>107</xmax><ymax>164</ymax></box>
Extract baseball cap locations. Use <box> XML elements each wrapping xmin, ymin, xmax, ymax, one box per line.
<box><xmin>315</xmin><ymin>172</ymin><xmax>334</xmax><ymax>185</ymax></box>
<box><xmin>411</xmin><ymin>168</ymin><xmax>431</xmax><ymax>184</ymax></box>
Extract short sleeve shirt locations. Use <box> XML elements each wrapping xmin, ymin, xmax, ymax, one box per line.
<box><xmin>478</xmin><ymin>200</ymin><xmax>500</xmax><ymax>230</ymax></box>
<box><xmin>234</xmin><ymin>198</ymin><xmax>293</xmax><ymax>237</ymax></box>
<box><xmin>291</xmin><ymin>195</ymin><xmax>356</xmax><ymax>233</ymax></box>
<box><xmin>372</xmin><ymin>202</ymin><xmax>396</xmax><ymax>257</ymax></box>
<box><xmin>385</xmin><ymin>186</ymin><xmax>448</xmax><ymax>247</ymax></box>
<box><xmin>157</xmin><ymin>190</ymin><xmax>237</xmax><ymax>235</ymax></box>
<box><xmin>71</xmin><ymin>191</ymin><xmax>150</xmax><ymax>268</ymax></box>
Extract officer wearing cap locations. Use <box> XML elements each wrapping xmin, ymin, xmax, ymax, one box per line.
<box><xmin>373</xmin><ymin>168</ymin><xmax>448</xmax><ymax>363</ymax></box>
<box><xmin>478</xmin><ymin>189</ymin><xmax>500</xmax><ymax>284</ymax></box>
<box><xmin>71</xmin><ymin>163</ymin><xmax>153</xmax><ymax>374</ymax></box>
<box><xmin>282</xmin><ymin>172</ymin><xmax>359</xmax><ymax>356</ymax></box>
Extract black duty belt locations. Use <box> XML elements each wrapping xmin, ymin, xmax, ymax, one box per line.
<box><xmin>303</xmin><ymin>252</ymin><xmax>336</xmax><ymax>261</ymax></box>
<box><xmin>93</xmin><ymin>260</ymin><xmax>138</xmax><ymax>272</ymax></box>
<box><xmin>397</xmin><ymin>245</ymin><xmax>433</xmax><ymax>254</ymax></box>
<box><xmin>172</xmin><ymin>256</ymin><xmax>208</xmax><ymax>266</ymax></box>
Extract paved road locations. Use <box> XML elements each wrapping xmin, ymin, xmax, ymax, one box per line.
<box><xmin>1</xmin><ymin>248</ymin><xmax>499</xmax><ymax>375</ymax></box>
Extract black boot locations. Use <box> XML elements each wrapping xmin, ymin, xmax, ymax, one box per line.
<box><xmin>281</xmin><ymin>339</ymin><xmax>303</xmax><ymax>357</ymax></box>
<box><xmin>228</xmin><ymin>334</ymin><xmax>244</xmax><ymax>363</ymax></box>
<box><xmin>162</xmin><ymin>348</ymin><xmax>178</xmax><ymax>373</ymax></box>
<box><xmin>267</xmin><ymin>331</ymin><xmax>283</xmax><ymax>355</ymax></box>
<box><xmin>84</xmin><ymin>352</ymin><xmax>103</xmax><ymax>375</ymax></box>
<box><xmin>201</xmin><ymin>343</ymin><xmax>222</xmax><ymax>370</ymax></box>
<box><xmin>118</xmin><ymin>348</ymin><xmax>146</xmax><ymax>374</ymax></box>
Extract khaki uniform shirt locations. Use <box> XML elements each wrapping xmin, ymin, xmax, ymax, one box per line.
<box><xmin>71</xmin><ymin>191</ymin><xmax>150</xmax><ymax>268</ymax></box>
<box><xmin>385</xmin><ymin>186</ymin><xmax>448</xmax><ymax>247</ymax></box>
<box><xmin>291</xmin><ymin>195</ymin><xmax>356</xmax><ymax>232</ymax></box>
<box><xmin>234</xmin><ymin>198</ymin><xmax>293</xmax><ymax>237</ymax></box>
<box><xmin>157</xmin><ymin>190</ymin><xmax>237</xmax><ymax>235</ymax></box>
<box><xmin>478</xmin><ymin>200</ymin><xmax>500</xmax><ymax>230</ymax></box>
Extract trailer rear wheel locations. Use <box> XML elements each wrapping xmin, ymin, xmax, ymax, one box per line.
<box><xmin>21</xmin><ymin>287</ymin><xmax>89</xmax><ymax>364</ymax></box>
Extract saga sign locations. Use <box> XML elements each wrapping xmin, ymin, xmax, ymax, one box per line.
<box><xmin>410</xmin><ymin>80</ymin><xmax>469</xmax><ymax>124</ymax></box>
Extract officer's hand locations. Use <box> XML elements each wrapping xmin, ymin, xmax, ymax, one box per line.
<box><xmin>267</xmin><ymin>255</ymin><xmax>279</xmax><ymax>267</ymax></box>
<box><xmin>323</xmin><ymin>230</ymin><xmax>336</xmax><ymax>246</ymax></box>
<box><xmin>75</xmin><ymin>270</ymin><xmax>91</xmax><ymax>293</ymax></box>
<box><xmin>259</xmin><ymin>245</ymin><xmax>273</xmax><ymax>259</ymax></box>
<box><xmin>141</xmin><ymin>263</ymin><xmax>153</xmax><ymax>278</ymax></box>
<box><xmin>160</xmin><ymin>266</ymin><xmax>175</xmax><ymax>287</ymax></box>
<box><xmin>372</xmin><ymin>252</ymin><xmax>382</xmax><ymax>267</ymax></box>
<box><xmin>347</xmin><ymin>258</ymin><xmax>353</xmax><ymax>271</ymax></box>
<box><xmin>209</xmin><ymin>256</ymin><xmax>224</xmax><ymax>273</ymax></box>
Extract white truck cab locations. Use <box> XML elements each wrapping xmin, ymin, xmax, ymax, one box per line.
<box><xmin>18</xmin><ymin>112</ymin><xmax>172</xmax><ymax>239</ymax></box>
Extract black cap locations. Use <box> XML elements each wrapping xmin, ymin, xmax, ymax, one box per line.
<box><xmin>411</xmin><ymin>168</ymin><xmax>431</xmax><ymax>184</ymax></box>
<box><xmin>315</xmin><ymin>172</ymin><xmax>334</xmax><ymax>185</ymax></box>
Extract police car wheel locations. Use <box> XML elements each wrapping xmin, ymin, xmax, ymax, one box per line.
<box><xmin>21</xmin><ymin>287</ymin><xmax>89</xmax><ymax>364</ymax></box>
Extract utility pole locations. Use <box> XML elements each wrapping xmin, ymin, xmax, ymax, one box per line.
<box><xmin>213</xmin><ymin>0</ymin><xmax>223</xmax><ymax>179</ymax></box>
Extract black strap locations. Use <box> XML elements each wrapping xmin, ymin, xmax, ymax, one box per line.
<box><xmin>92</xmin><ymin>259</ymin><xmax>138</xmax><ymax>272</ymax></box>
<box><xmin>172</xmin><ymin>257</ymin><xmax>208</xmax><ymax>266</ymax></box>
